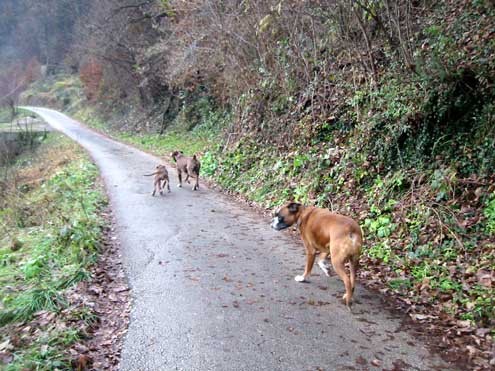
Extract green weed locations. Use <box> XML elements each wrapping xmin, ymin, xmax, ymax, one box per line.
<box><xmin>484</xmin><ymin>192</ymin><xmax>495</xmax><ymax>235</ymax></box>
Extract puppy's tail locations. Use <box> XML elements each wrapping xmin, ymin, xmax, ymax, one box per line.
<box><xmin>143</xmin><ymin>172</ymin><xmax>157</xmax><ymax>177</ymax></box>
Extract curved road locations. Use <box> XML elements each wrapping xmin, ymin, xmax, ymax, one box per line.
<box><xmin>25</xmin><ymin>107</ymin><xmax>452</xmax><ymax>371</ymax></box>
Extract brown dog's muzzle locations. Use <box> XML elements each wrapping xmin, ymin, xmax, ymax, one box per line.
<box><xmin>271</xmin><ymin>216</ymin><xmax>291</xmax><ymax>230</ymax></box>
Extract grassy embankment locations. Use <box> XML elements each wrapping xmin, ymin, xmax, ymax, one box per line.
<box><xmin>0</xmin><ymin>133</ymin><xmax>107</xmax><ymax>370</ymax></box>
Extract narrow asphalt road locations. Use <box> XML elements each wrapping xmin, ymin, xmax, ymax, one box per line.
<box><xmin>25</xmin><ymin>107</ymin><xmax>453</xmax><ymax>371</ymax></box>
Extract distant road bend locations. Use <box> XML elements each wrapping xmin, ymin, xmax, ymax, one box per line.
<box><xmin>24</xmin><ymin>107</ymin><xmax>453</xmax><ymax>371</ymax></box>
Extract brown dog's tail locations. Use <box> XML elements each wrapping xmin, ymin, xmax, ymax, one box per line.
<box><xmin>349</xmin><ymin>227</ymin><xmax>363</xmax><ymax>254</ymax></box>
<box><xmin>193</xmin><ymin>154</ymin><xmax>197</xmax><ymax>160</ymax></box>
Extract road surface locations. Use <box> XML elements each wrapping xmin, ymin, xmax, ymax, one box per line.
<box><xmin>24</xmin><ymin>107</ymin><xmax>453</xmax><ymax>371</ymax></box>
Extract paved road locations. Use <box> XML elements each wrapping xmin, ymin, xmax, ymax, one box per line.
<box><xmin>25</xmin><ymin>107</ymin><xmax>453</xmax><ymax>371</ymax></box>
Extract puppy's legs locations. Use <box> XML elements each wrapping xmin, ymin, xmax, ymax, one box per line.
<box><xmin>152</xmin><ymin>179</ymin><xmax>159</xmax><ymax>196</ymax></box>
<box><xmin>160</xmin><ymin>179</ymin><xmax>170</xmax><ymax>195</ymax></box>
<box><xmin>158</xmin><ymin>179</ymin><xmax>163</xmax><ymax>196</ymax></box>
<box><xmin>317</xmin><ymin>252</ymin><xmax>330</xmax><ymax>276</ymax></box>
<box><xmin>332</xmin><ymin>256</ymin><xmax>353</xmax><ymax>307</ymax></box>
<box><xmin>177</xmin><ymin>170</ymin><xmax>183</xmax><ymax>187</ymax></box>
<box><xmin>193</xmin><ymin>175</ymin><xmax>199</xmax><ymax>191</ymax></box>
<box><xmin>165</xmin><ymin>179</ymin><xmax>171</xmax><ymax>193</ymax></box>
<box><xmin>295</xmin><ymin>245</ymin><xmax>316</xmax><ymax>282</ymax></box>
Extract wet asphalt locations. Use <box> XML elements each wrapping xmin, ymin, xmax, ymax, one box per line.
<box><xmin>24</xmin><ymin>107</ymin><xmax>455</xmax><ymax>371</ymax></box>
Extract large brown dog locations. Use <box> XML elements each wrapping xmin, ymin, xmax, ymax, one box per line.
<box><xmin>171</xmin><ymin>151</ymin><xmax>201</xmax><ymax>191</ymax></box>
<box><xmin>144</xmin><ymin>164</ymin><xmax>170</xmax><ymax>196</ymax></box>
<box><xmin>271</xmin><ymin>202</ymin><xmax>362</xmax><ymax>307</ymax></box>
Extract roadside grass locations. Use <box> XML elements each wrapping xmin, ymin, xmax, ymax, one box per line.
<box><xmin>0</xmin><ymin>133</ymin><xmax>107</xmax><ymax>369</ymax></box>
<box><xmin>116</xmin><ymin>131</ymin><xmax>210</xmax><ymax>158</ymax></box>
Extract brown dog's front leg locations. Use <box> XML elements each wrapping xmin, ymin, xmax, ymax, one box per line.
<box><xmin>295</xmin><ymin>248</ymin><xmax>316</xmax><ymax>282</ymax></box>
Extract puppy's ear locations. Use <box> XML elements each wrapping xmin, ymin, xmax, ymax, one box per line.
<box><xmin>288</xmin><ymin>202</ymin><xmax>301</xmax><ymax>213</ymax></box>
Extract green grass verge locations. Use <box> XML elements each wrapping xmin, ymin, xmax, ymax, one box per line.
<box><xmin>0</xmin><ymin>134</ymin><xmax>107</xmax><ymax>370</ymax></box>
<box><xmin>117</xmin><ymin>131</ymin><xmax>210</xmax><ymax>157</ymax></box>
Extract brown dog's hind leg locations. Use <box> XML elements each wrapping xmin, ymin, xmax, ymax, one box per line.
<box><xmin>194</xmin><ymin>175</ymin><xmax>199</xmax><ymax>191</ymax></box>
<box><xmin>349</xmin><ymin>255</ymin><xmax>359</xmax><ymax>294</ymax></box>
<box><xmin>332</xmin><ymin>257</ymin><xmax>353</xmax><ymax>308</ymax></box>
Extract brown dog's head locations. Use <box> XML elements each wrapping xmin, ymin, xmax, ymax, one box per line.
<box><xmin>271</xmin><ymin>202</ymin><xmax>302</xmax><ymax>230</ymax></box>
<box><xmin>171</xmin><ymin>151</ymin><xmax>184</xmax><ymax>162</ymax></box>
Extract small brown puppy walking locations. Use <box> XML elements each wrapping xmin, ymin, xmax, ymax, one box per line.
<box><xmin>144</xmin><ymin>164</ymin><xmax>171</xmax><ymax>196</ymax></box>
<box><xmin>272</xmin><ymin>202</ymin><xmax>362</xmax><ymax>307</ymax></box>
<box><xmin>171</xmin><ymin>151</ymin><xmax>201</xmax><ymax>191</ymax></box>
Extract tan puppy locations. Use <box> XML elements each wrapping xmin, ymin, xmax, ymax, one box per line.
<box><xmin>144</xmin><ymin>164</ymin><xmax>170</xmax><ymax>196</ymax></box>
<box><xmin>171</xmin><ymin>151</ymin><xmax>201</xmax><ymax>191</ymax></box>
<box><xmin>271</xmin><ymin>202</ymin><xmax>362</xmax><ymax>307</ymax></box>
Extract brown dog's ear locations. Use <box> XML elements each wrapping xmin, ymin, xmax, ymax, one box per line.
<box><xmin>288</xmin><ymin>202</ymin><xmax>301</xmax><ymax>213</ymax></box>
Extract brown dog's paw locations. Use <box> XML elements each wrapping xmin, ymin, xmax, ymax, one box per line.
<box><xmin>294</xmin><ymin>275</ymin><xmax>308</xmax><ymax>282</ymax></box>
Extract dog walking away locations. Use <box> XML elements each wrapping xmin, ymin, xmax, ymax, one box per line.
<box><xmin>144</xmin><ymin>164</ymin><xmax>171</xmax><ymax>196</ymax></box>
<box><xmin>171</xmin><ymin>151</ymin><xmax>201</xmax><ymax>191</ymax></box>
<box><xmin>271</xmin><ymin>202</ymin><xmax>362</xmax><ymax>307</ymax></box>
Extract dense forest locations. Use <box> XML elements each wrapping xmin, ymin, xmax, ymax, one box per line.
<box><xmin>1</xmin><ymin>0</ymin><xmax>494</xmax><ymax>369</ymax></box>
